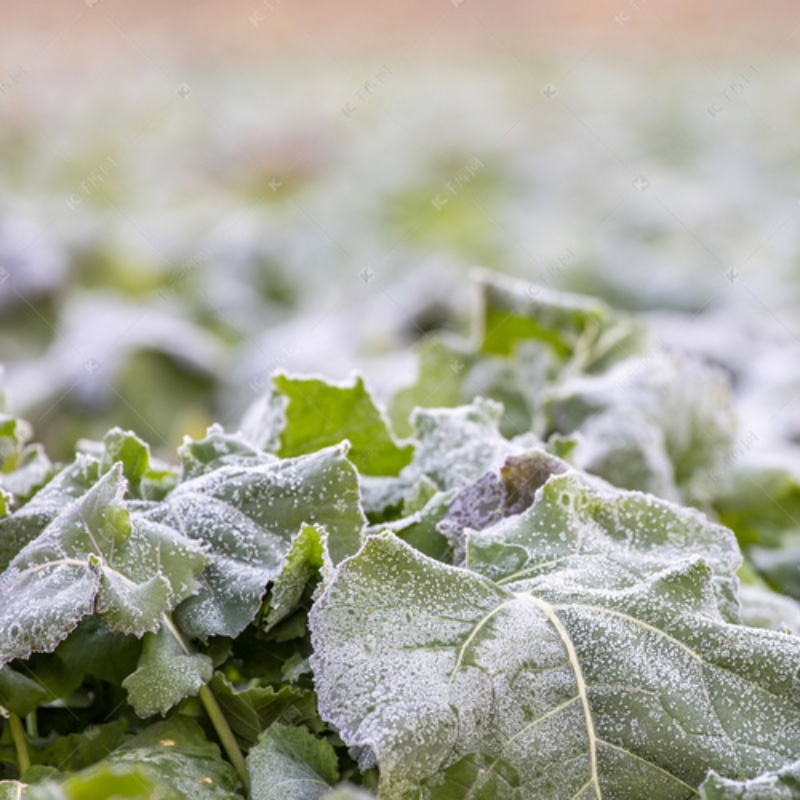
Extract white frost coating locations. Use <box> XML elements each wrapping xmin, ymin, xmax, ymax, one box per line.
<box><xmin>403</xmin><ymin>398</ymin><xmax>521</xmax><ymax>492</ymax></box>
<box><xmin>310</xmin><ymin>533</ymin><xmax>800</xmax><ymax>799</ymax></box>
<box><xmin>0</xmin><ymin>466</ymin><xmax>206</xmax><ymax>666</ymax></box>
<box><xmin>466</xmin><ymin>471</ymin><xmax>742</xmax><ymax>623</ymax></box>
<box><xmin>545</xmin><ymin>354</ymin><xmax>736</xmax><ymax>505</ymax></box>
<box><xmin>150</xmin><ymin>445</ymin><xmax>365</xmax><ymax>639</ymax></box>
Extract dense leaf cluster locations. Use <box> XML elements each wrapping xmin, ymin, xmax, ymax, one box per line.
<box><xmin>2</xmin><ymin>272</ymin><xmax>800</xmax><ymax>799</ymax></box>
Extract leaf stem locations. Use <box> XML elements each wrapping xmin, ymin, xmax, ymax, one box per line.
<box><xmin>161</xmin><ymin>615</ymin><xmax>249</xmax><ymax>792</ymax></box>
<box><xmin>9</xmin><ymin>712</ymin><xmax>30</xmax><ymax>775</ymax></box>
<box><xmin>25</xmin><ymin>711</ymin><xmax>38</xmax><ymax>738</ymax></box>
<box><xmin>198</xmin><ymin>683</ymin><xmax>250</xmax><ymax>792</ymax></box>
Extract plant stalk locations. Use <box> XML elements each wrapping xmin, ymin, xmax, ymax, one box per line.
<box><xmin>161</xmin><ymin>615</ymin><xmax>249</xmax><ymax>792</ymax></box>
<box><xmin>25</xmin><ymin>711</ymin><xmax>38</xmax><ymax>738</ymax></box>
<box><xmin>198</xmin><ymin>684</ymin><xmax>250</xmax><ymax>792</ymax></box>
<box><xmin>9</xmin><ymin>712</ymin><xmax>30</xmax><ymax>775</ymax></box>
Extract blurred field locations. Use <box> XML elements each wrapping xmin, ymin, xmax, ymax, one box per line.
<box><xmin>2</xmin><ymin>1</ymin><xmax>800</xmax><ymax>460</ymax></box>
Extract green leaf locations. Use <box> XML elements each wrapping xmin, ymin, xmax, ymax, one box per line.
<box><xmin>0</xmin><ymin>443</ymin><xmax>53</xmax><ymax>509</ymax></box>
<box><xmin>545</xmin><ymin>354</ymin><xmax>736</xmax><ymax>504</ymax></box>
<box><xmin>106</xmin><ymin>717</ymin><xmax>241</xmax><ymax>797</ymax></box>
<box><xmin>714</xmin><ymin>459</ymin><xmax>800</xmax><ymax>550</ymax></box>
<box><xmin>439</xmin><ymin>450</ymin><xmax>568</xmax><ymax>562</ymax></box>
<box><xmin>311</xmin><ymin>526</ymin><xmax>800</xmax><ymax>799</ymax></box>
<box><xmin>389</xmin><ymin>336</ymin><xmax>473</xmax><ymax>439</ymax></box>
<box><xmin>209</xmin><ymin>672</ymin><xmax>319</xmax><ymax>750</ymax></box>
<box><xmin>122</xmin><ymin>622</ymin><xmax>213</xmax><ymax>717</ymax></box>
<box><xmin>0</xmin><ymin>654</ymin><xmax>83</xmax><ymax>717</ymax></box>
<box><xmin>179</xmin><ymin>425</ymin><xmax>274</xmax><ymax>482</ymax></box>
<box><xmin>738</xmin><ymin>585</ymin><xmax>800</xmax><ymax>636</ymax></box>
<box><xmin>99</xmin><ymin>428</ymin><xmax>150</xmax><ymax>488</ymax></box>
<box><xmin>466</xmin><ymin>469</ymin><xmax>742</xmax><ymax>621</ymax></box>
<box><xmin>404</xmin><ymin>399</ymin><xmax>516</xmax><ymax>492</ymax></box>
<box><xmin>701</xmin><ymin>759</ymin><xmax>800</xmax><ymax>798</ymax></box>
<box><xmin>263</xmin><ymin>525</ymin><xmax>328</xmax><ymax>634</ymax></box>
<box><xmin>0</xmin><ymin>456</ymin><xmax>99</xmax><ymax>572</ymax></box>
<box><xmin>55</xmin><ymin>617</ymin><xmax>141</xmax><ymax>686</ymax></box>
<box><xmin>247</xmin><ymin>723</ymin><xmax>338</xmax><ymax>800</ymax></box>
<box><xmin>475</xmin><ymin>269</ymin><xmax>646</xmax><ymax>371</ymax></box>
<box><xmin>30</xmin><ymin>721</ymin><xmax>128</xmax><ymax>772</ymax></box>
<box><xmin>250</xmin><ymin>373</ymin><xmax>413</xmax><ymax>477</ymax></box>
<box><xmin>0</xmin><ymin>466</ymin><xmax>207</xmax><ymax>667</ymax></box>
<box><xmin>149</xmin><ymin>446</ymin><xmax>364</xmax><ymax>639</ymax></box>
<box><xmin>23</xmin><ymin>717</ymin><xmax>241</xmax><ymax>799</ymax></box>
<box><xmin>369</xmin><ymin>489</ymin><xmax>455</xmax><ymax>563</ymax></box>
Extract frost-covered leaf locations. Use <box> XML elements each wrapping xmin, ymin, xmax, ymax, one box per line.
<box><xmin>150</xmin><ymin>446</ymin><xmax>364</xmax><ymax>639</ymax></box>
<box><xmin>0</xmin><ymin>466</ymin><xmax>207</xmax><ymax>667</ymax></box>
<box><xmin>738</xmin><ymin>585</ymin><xmax>800</xmax><ymax>635</ymax></box>
<box><xmin>247</xmin><ymin>723</ymin><xmax>339</xmax><ymax>800</ymax></box>
<box><xmin>475</xmin><ymin>270</ymin><xmax>646</xmax><ymax>372</ymax></box>
<box><xmin>439</xmin><ymin>450</ymin><xmax>567</xmax><ymax>563</ymax></box>
<box><xmin>122</xmin><ymin>621</ymin><xmax>213</xmax><ymax>717</ymax></box>
<box><xmin>263</xmin><ymin>525</ymin><xmax>329</xmax><ymax>633</ymax></box>
<box><xmin>250</xmin><ymin>373</ymin><xmax>413</xmax><ymax>477</ymax></box>
<box><xmin>103</xmin><ymin>716</ymin><xmax>240</xmax><ymax>797</ymax></box>
<box><xmin>20</xmin><ymin>717</ymin><xmax>241</xmax><ymax>799</ymax></box>
<box><xmin>466</xmin><ymin>469</ymin><xmax>742</xmax><ymax>621</ymax></box>
<box><xmin>545</xmin><ymin>354</ymin><xmax>736</xmax><ymax>504</ymax></box>
<box><xmin>0</xmin><ymin>455</ymin><xmax>99</xmax><ymax>572</ymax></box>
<box><xmin>701</xmin><ymin>759</ymin><xmax>800</xmax><ymax>798</ymax></box>
<box><xmin>209</xmin><ymin>672</ymin><xmax>319</xmax><ymax>750</ymax></box>
<box><xmin>368</xmin><ymin>488</ymin><xmax>455</xmax><ymax>563</ymax></box>
<box><xmin>0</xmin><ymin>434</ymin><xmax>55</xmax><ymax>505</ymax></box>
<box><xmin>179</xmin><ymin>424</ymin><xmax>275</xmax><ymax>482</ymax></box>
<box><xmin>311</xmin><ymin>527</ymin><xmax>800</xmax><ymax>799</ymax></box>
<box><xmin>402</xmin><ymin>399</ymin><xmax>517</xmax><ymax>492</ymax></box>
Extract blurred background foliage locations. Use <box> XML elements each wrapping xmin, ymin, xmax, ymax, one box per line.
<box><xmin>1</xmin><ymin>0</ymin><xmax>800</xmax><ymax>462</ymax></box>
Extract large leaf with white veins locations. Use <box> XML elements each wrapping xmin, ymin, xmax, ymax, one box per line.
<box><xmin>311</xmin><ymin>509</ymin><xmax>800</xmax><ymax>798</ymax></box>
<box><xmin>0</xmin><ymin>465</ymin><xmax>206</xmax><ymax>667</ymax></box>
<box><xmin>148</xmin><ymin>445</ymin><xmax>365</xmax><ymax>639</ymax></box>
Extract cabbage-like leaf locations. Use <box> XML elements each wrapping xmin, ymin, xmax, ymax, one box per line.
<box><xmin>389</xmin><ymin>336</ymin><xmax>473</xmax><ymax>438</ymax></box>
<box><xmin>439</xmin><ymin>450</ymin><xmax>567</xmax><ymax>563</ymax></box>
<box><xmin>149</xmin><ymin>445</ymin><xmax>364</xmax><ymax>639</ymax></box>
<box><xmin>29</xmin><ymin>721</ymin><xmax>128</xmax><ymax>772</ymax></box>
<box><xmin>475</xmin><ymin>270</ymin><xmax>646</xmax><ymax>372</ymax></box>
<box><xmin>714</xmin><ymin>460</ymin><xmax>800</xmax><ymax>550</ymax></box>
<box><xmin>0</xmin><ymin>654</ymin><xmax>83</xmax><ymax>717</ymax></box>
<box><xmin>0</xmin><ymin>455</ymin><xmax>99</xmax><ymax>571</ymax></box>
<box><xmin>545</xmin><ymin>354</ymin><xmax>736</xmax><ymax>505</ymax></box>
<box><xmin>0</xmin><ymin>466</ymin><xmax>206</xmax><ymax>667</ymax></box>
<box><xmin>122</xmin><ymin>621</ymin><xmax>213</xmax><ymax>717</ymax></box>
<box><xmin>263</xmin><ymin>525</ymin><xmax>329</xmax><ymax>634</ymax></box>
<box><xmin>209</xmin><ymin>672</ymin><xmax>319</xmax><ymax>749</ymax></box>
<box><xmin>179</xmin><ymin>424</ymin><xmax>275</xmax><ymax>482</ymax></box>
<box><xmin>701</xmin><ymin>759</ymin><xmax>800</xmax><ymax>798</ymax></box>
<box><xmin>466</xmin><ymin>469</ymin><xmax>742</xmax><ymax>621</ymax></box>
<box><xmin>738</xmin><ymin>585</ymin><xmax>800</xmax><ymax>635</ymax></box>
<box><xmin>402</xmin><ymin>399</ymin><xmax>517</xmax><ymax>492</ymax></box>
<box><xmin>247</xmin><ymin>373</ymin><xmax>413</xmax><ymax>477</ymax></box>
<box><xmin>311</xmin><ymin>523</ymin><xmax>800</xmax><ymax>799</ymax></box>
<box><xmin>247</xmin><ymin>723</ymin><xmax>339</xmax><ymax>800</ymax></box>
